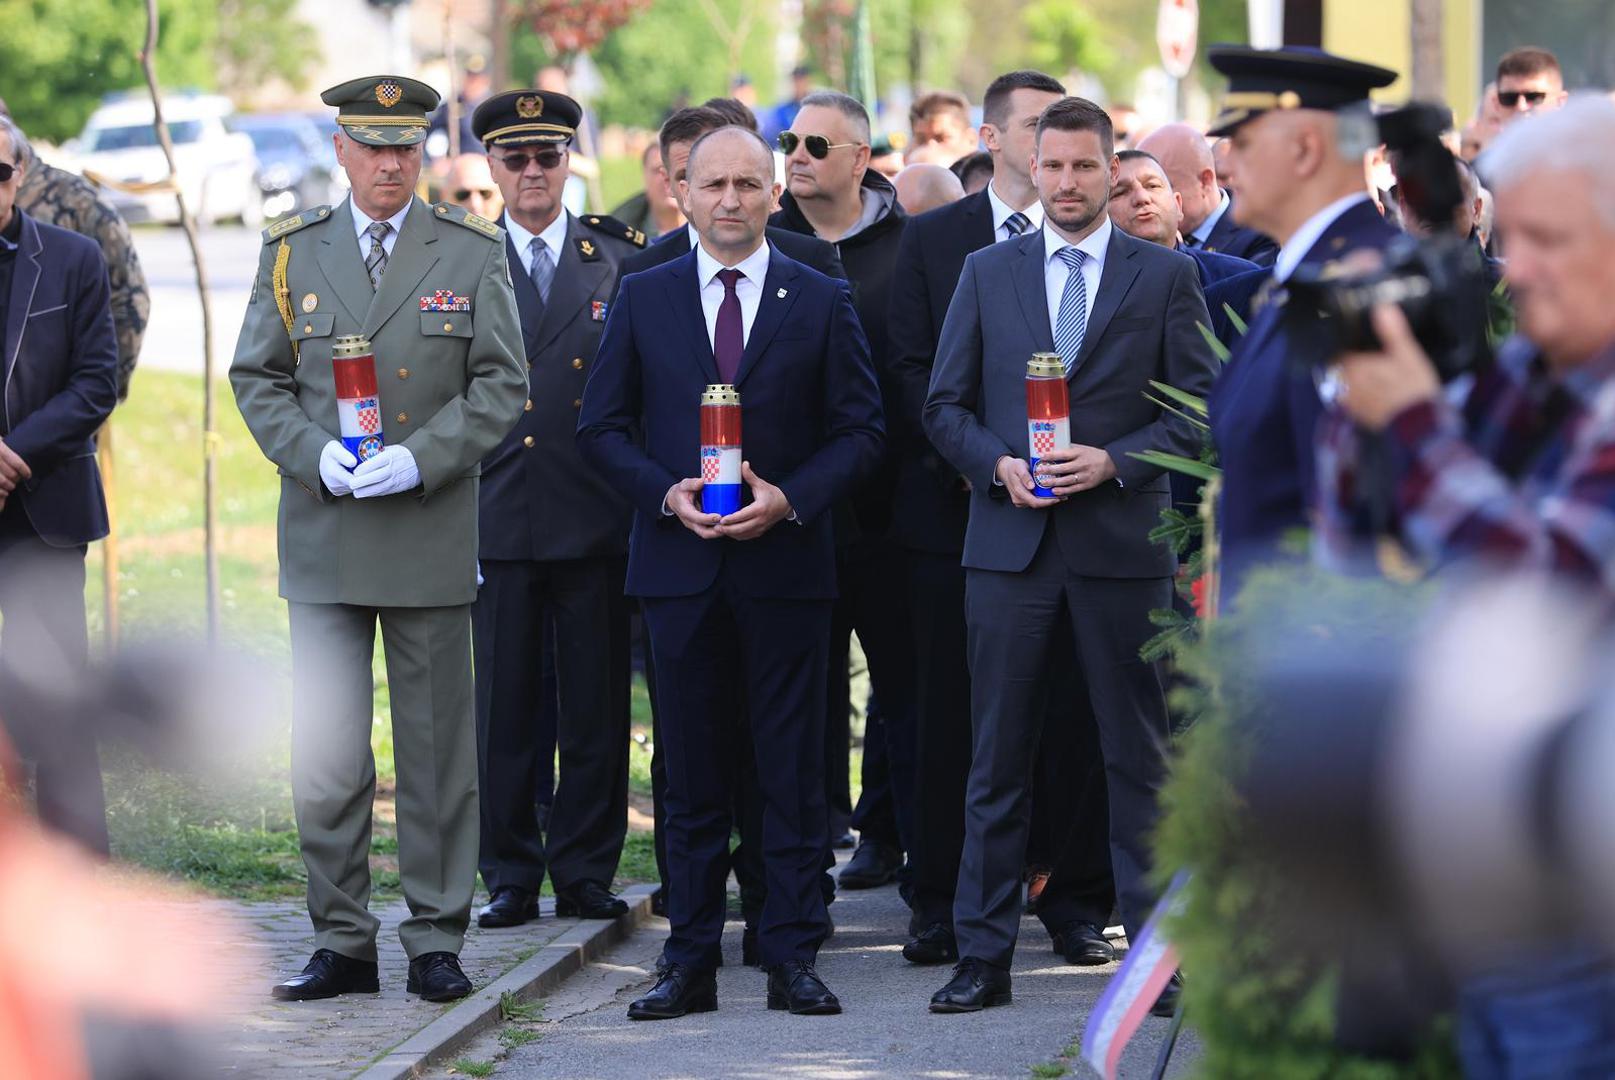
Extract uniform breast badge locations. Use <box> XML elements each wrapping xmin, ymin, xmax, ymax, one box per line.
<box><xmin>591</xmin><ymin>301</ymin><xmax>608</xmax><ymax>322</ymax></box>
<box><xmin>419</xmin><ymin>290</ymin><xmax>473</xmax><ymax>312</ymax></box>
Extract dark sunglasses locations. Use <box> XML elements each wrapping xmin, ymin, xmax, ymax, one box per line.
<box><xmin>1498</xmin><ymin>89</ymin><xmax>1548</xmax><ymax>108</ymax></box>
<box><xmin>454</xmin><ymin>188</ymin><xmax>496</xmax><ymax>201</ymax></box>
<box><xmin>496</xmin><ymin>148</ymin><xmax>565</xmax><ymax>171</ymax></box>
<box><xmin>0</xmin><ymin>162</ymin><xmax>14</xmax><ymax>182</ymax></box>
<box><xmin>777</xmin><ymin>131</ymin><xmax>861</xmax><ymax>159</ymax></box>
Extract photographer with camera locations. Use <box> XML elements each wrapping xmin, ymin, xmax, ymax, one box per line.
<box><xmin>1203</xmin><ymin>47</ymin><xmax>1401</xmax><ymax>596</ymax></box>
<box><xmin>1323</xmin><ymin>96</ymin><xmax>1615</xmax><ymax>589</ymax></box>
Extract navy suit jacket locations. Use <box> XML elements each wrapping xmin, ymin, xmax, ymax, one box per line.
<box><xmin>576</xmin><ymin>244</ymin><xmax>884</xmax><ymax>600</ymax></box>
<box><xmin>1209</xmin><ymin>197</ymin><xmax>1400</xmax><ymax>586</ymax></box>
<box><xmin>923</xmin><ymin>226</ymin><xmax>1218</xmax><ymax>578</ymax></box>
<box><xmin>1181</xmin><ymin>243</ymin><xmax>1258</xmax><ymax>291</ymax></box>
<box><xmin>3</xmin><ymin>211</ymin><xmax>118</xmax><ymax>547</ymax></box>
<box><xmin>1200</xmin><ymin>192</ymin><xmax>1279</xmax><ymax>266</ymax></box>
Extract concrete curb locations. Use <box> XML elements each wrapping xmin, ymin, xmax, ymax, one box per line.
<box><xmin>355</xmin><ymin>884</ymin><xmax>658</xmax><ymax>1080</ymax></box>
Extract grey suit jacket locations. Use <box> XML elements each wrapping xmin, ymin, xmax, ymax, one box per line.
<box><xmin>923</xmin><ymin>225</ymin><xmax>1216</xmax><ymax>578</ymax></box>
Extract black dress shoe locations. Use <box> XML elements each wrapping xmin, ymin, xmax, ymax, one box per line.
<box><xmin>1051</xmin><ymin>921</ymin><xmax>1116</xmax><ymax>966</ymax></box>
<box><xmin>838</xmin><ymin>841</ymin><xmax>902</xmax><ymax>889</ymax></box>
<box><xmin>767</xmin><ymin>960</ymin><xmax>841</xmax><ymax>1015</ymax></box>
<box><xmin>406</xmin><ymin>952</ymin><xmax>473</xmax><ymax>1002</ymax></box>
<box><xmin>1150</xmin><ymin>971</ymin><xmax>1183</xmax><ymax>1018</ymax></box>
<box><xmin>902</xmin><ymin>922</ymin><xmax>959</xmax><ymax>965</ymax></box>
<box><xmin>554</xmin><ymin>880</ymin><xmax>629</xmax><ymax>919</ymax></box>
<box><xmin>477</xmin><ymin>886</ymin><xmax>540</xmax><ymax>928</ymax></box>
<box><xmin>832</xmin><ymin>829</ymin><xmax>857</xmax><ymax>850</ymax></box>
<box><xmin>929</xmin><ymin>957</ymin><xmax>1012</xmax><ymax>1013</ymax></box>
<box><xmin>741</xmin><ymin>925</ymin><xmax>760</xmax><ymax>967</ymax></box>
<box><xmin>271</xmin><ymin>949</ymin><xmax>379</xmax><ymax>1001</ymax></box>
<box><xmin>627</xmin><ymin>963</ymin><xmax>718</xmax><ymax>1020</ymax></box>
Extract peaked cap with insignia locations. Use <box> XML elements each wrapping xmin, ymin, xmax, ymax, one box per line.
<box><xmin>1206</xmin><ymin>46</ymin><xmax>1398</xmax><ymax>137</ymax></box>
<box><xmin>321</xmin><ymin>74</ymin><xmax>441</xmax><ymax>146</ymax></box>
<box><xmin>471</xmin><ymin>90</ymin><xmax>583</xmax><ymax>148</ymax></box>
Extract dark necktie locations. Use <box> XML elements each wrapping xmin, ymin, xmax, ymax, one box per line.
<box><xmin>364</xmin><ymin>221</ymin><xmax>391</xmax><ymax>290</ymax></box>
<box><xmin>714</xmin><ymin>268</ymin><xmax>744</xmax><ymax>383</ymax></box>
<box><xmin>1182</xmin><ymin>232</ymin><xmax>1203</xmax><ymax>248</ymax></box>
<box><xmin>1003</xmin><ymin>211</ymin><xmax>1031</xmax><ymax>239</ymax></box>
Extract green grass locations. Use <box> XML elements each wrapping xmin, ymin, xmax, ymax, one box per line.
<box><xmin>498</xmin><ymin>990</ymin><xmax>544</xmax><ymax>1023</ymax></box>
<box><xmin>498</xmin><ymin>1025</ymin><xmax>541</xmax><ymax>1049</ymax></box>
<box><xmin>1030</xmin><ymin>1064</ymin><xmax>1068</xmax><ymax>1079</ymax></box>
<box><xmin>450</xmin><ymin>1059</ymin><xmax>496</xmax><ymax>1078</ymax></box>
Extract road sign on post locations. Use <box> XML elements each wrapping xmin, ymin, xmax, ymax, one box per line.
<box><xmin>1157</xmin><ymin>0</ymin><xmax>1198</xmax><ymax>80</ymax></box>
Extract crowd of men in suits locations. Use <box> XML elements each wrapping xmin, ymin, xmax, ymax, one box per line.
<box><xmin>8</xmin><ymin>33</ymin><xmax>1606</xmax><ymax>1036</ymax></box>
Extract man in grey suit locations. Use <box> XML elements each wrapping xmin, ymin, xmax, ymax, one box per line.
<box><xmin>231</xmin><ymin>75</ymin><xmax>527</xmax><ymax>1003</ymax></box>
<box><xmin>922</xmin><ymin>97</ymin><xmax>1216</xmax><ymax>1012</ymax></box>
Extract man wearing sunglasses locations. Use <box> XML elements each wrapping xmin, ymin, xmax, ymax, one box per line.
<box><xmin>441</xmin><ymin>152</ymin><xmax>502</xmax><ymax>222</ymax></box>
<box><xmin>1496</xmin><ymin>47</ymin><xmax>1569</xmax><ymax>125</ymax></box>
<box><xmin>771</xmin><ymin>91</ymin><xmax>918</xmax><ymax>898</ymax></box>
<box><xmin>466</xmin><ymin>89</ymin><xmax>648</xmax><ymax>937</ymax></box>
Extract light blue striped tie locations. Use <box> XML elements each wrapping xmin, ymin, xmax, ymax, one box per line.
<box><xmin>1053</xmin><ymin>246</ymin><xmax>1089</xmax><ymax>375</ymax></box>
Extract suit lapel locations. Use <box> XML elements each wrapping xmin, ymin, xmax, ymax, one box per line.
<box><xmin>962</xmin><ymin>189</ymin><xmax>995</xmax><ymax>251</ymax></box>
<box><xmin>364</xmin><ymin>198</ymin><xmax>439</xmax><ymax>336</ymax></box>
<box><xmin>665</xmin><ymin>250</ymin><xmax>720</xmax><ymax>384</ymax></box>
<box><xmin>316</xmin><ymin>199</ymin><xmax>379</xmax><ymax>325</ymax></box>
<box><xmin>733</xmin><ymin>252</ymin><xmax>803</xmax><ymax>388</ymax></box>
<box><xmin>1071</xmin><ymin>227</ymin><xmax>1141</xmax><ymax>375</ymax></box>
<box><xmin>533</xmin><ymin>217</ymin><xmax>610</xmax><ymax>351</ymax></box>
<box><xmin>3</xmin><ymin>215</ymin><xmax>42</xmax><ymax>383</ymax></box>
<box><xmin>1011</xmin><ymin>231</ymin><xmax>1055</xmax><ymax>353</ymax></box>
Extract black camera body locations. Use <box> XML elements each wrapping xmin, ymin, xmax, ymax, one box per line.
<box><xmin>1287</xmin><ymin>102</ymin><xmax>1494</xmax><ymax>383</ymax></box>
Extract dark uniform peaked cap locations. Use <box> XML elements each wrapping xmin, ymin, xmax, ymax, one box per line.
<box><xmin>471</xmin><ymin>91</ymin><xmax>583</xmax><ymax>148</ymax></box>
<box><xmin>1206</xmin><ymin>46</ymin><xmax>1398</xmax><ymax>137</ymax></box>
<box><xmin>321</xmin><ymin>75</ymin><xmax>440</xmax><ymax>146</ymax></box>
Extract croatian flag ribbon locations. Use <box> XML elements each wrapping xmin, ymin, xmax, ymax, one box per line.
<box><xmin>700</xmin><ymin>385</ymin><xmax>743</xmax><ymax>517</ymax></box>
<box><xmin>1082</xmin><ymin>871</ymin><xmax>1190</xmax><ymax>1080</ymax></box>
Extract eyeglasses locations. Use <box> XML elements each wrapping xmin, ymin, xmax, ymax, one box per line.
<box><xmin>1497</xmin><ymin>89</ymin><xmax>1548</xmax><ymax>108</ymax></box>
<box><xmin>454</xmin><ymin>188</ymin><xmax>496</xmax><ymax>201</ymax></box>
<box><xmin>0</xmin><ymin>162</ymin><xmax>14</xmax><ymax>182</ymax></box>
<box><xmin>495</xmin><ymin>148</ymin><xmax>565</xmax><ymax>171</ymax></box>
<box><xmin>777</xmin><ymin>132</ymin><xmax>861</xmax><ymax>159</ymax></box>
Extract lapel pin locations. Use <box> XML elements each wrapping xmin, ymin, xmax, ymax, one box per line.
<box><xmin>777</xmin><ymin>288</ymin><xmax>787</xmax><ymax>299</ymax></box>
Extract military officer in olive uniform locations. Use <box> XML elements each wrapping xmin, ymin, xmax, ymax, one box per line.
<box><xmin>468</xmin><ymin>90</ymin><xmax>647</xmax><ymax>929</ymax></box>
<box><xmin>230</xmin><ymin>75</ymin><xmax>527</xmax><ymax>1004</ymax></box>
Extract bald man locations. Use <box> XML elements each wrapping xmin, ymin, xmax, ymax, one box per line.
<box><xmin>894</xmin><ymin>162</ymin><xmax>965</xmax><ymax>216</ymax></box>
<box><xmin>1138</xmin><ymin>122</ymin><xmax>1277</xmax><ymax>265</ymax></box>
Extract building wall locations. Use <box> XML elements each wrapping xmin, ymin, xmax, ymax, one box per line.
<box><xmin>1323</xmin><ymin>0</ymin><xmax>1480</xmax><ymax>123</ymax></box>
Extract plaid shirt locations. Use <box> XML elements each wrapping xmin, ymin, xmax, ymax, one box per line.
<box><xmin>1316</xmin><ymin>335</ymin><xmax>1615</xmax><ymax>591</ymax></box>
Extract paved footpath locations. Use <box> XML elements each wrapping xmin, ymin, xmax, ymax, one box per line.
<box><xmin>203</xmin><ymin>891</ymin><xmax>581</xmax><ymax>1077</ymax></box>
<box><xmin>437</xmin><ymin>878</ymin><xmax>1200</xmax><ymax>1080</ymax></box>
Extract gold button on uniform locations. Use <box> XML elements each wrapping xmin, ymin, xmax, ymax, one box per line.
<box><xmin>397</xmin><ymin>367</ymin><xmax>410</xmax><ymax>379</ymax></box>
<box><xmin>303</xmin><ymin>324</ymin><xmax>312</xmax><ymax>334</ymax></box>
<box><xmin>523</xmin><ymin>399</ymin><xmax>533</xmax><ymax>412</ymax></box>
<box><xmin>571</xmin><ymin>357</ymin><xmax>583</xmax><ymax>370</ymax></box>
<box><xmin>396</xmin><ymin>412</ymin><xmax>409</xmax><ymax>424</ymax></box>
<box><xmin>572</xmin><ymin>398</ymin><xmax>582</xmax><ymax>409</ymax></box>
<box><xmin>443</xmin><ymin>321</ymin><xmax>454</xmax><ymax>332</ymax></box>
<box><xmin>526</xmin><ymin>360</ymin><xmax>533</xmax><ymax>370</ymax></box>
<box><xmin>523</xmin><ymin>435</ymin><xmax>535</xmax><ymax>448</ymax></box>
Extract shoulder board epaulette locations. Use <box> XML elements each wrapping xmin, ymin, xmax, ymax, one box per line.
<box><xmin>262</xmin><ymin>206</ymin><xmax>331</xmax><ymax>243</ymax></box>
<box><xmin>582</xmin><ymin>214</ymin><xmax>647</xmax><ymax>249</ymax></box>
<box><xmin>434</xmin><ymin>202</ymin><xmax>505</xmax><ymax>241</ymax></box>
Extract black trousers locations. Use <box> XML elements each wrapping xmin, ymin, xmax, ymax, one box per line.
<box><xmin>851</xmin><ymin>698</ymin><xmax>902</xmax><ymax>850</ymax></box>
<box><xmin>643</xmin><ymin>579</ymin><xmax>832</xmax><ymax>970</ymax></box>
<box><xmin>0</xmin><ymin>522</ymin><xmax>107</xmax><ymax>855</ymax></box>
<box><xmin>473</xmin><ymin>556</ymin><xmax>629</xmax><ymax>893</ymax></box>
<box><xmin>954</xmin><ymin>530</ymin><xmax>1171</xmax><ymax>967</ymax></box>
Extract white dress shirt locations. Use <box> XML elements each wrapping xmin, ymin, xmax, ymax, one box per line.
<box><xmin>1189</xmin><ymin>188</ymin><xmax>1232</xmax><ymax>246</ymax></box>
<box><xmin>987</xmin><ymin>179</ymin><xmax>1045</xmax><ymax>241</ymax></box>
<box><xmin>694</xmin><ymin>237</ymin><xmax>770</xmax><ymax>351</ymax></box>
<box><xmin>504</xmin><ymin>210</ymin><xmax>571</xmax><ymax>278</ymax></box>
<box><xmin>1273</xmin><ymin>192</ymin><xmax>1372</xmax><ymax>283</ymax></box>
<box><xmin>1042</xmin><ymin>214</ymin><xmax>1111</xmax><ymax>342</ymax></box>
<box><xmin>351</xmin><ymin>198</ymin><xmax>411</xmax><ymax>261</ymax></box>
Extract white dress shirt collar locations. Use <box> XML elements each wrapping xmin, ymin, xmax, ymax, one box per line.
<box><xmin>1041</xmin><ymin>215</ymin><xmax>1111</xmax><ymax>350</ymax></box>
<box><xmin>693</xmin><ymin>237</ymin><xmax>772</xmax><ymax>350</ymax></box>
<box><xmin>1190</xmin><ymin>189</ymin><xmax>1232</xmax><ymax>245</ymax></box>
<box><xmin>351</xmin><ymin>197</ymin><xmax>412</xmax><ymax>259</ymax></box>
<box><xmin>1042</xmin><ymin>212</ymin><xmax>1112</xmax><ymax>272</ymax></box>
<box><xmin>987</xmin><ymin>179</ymin><xmax>1045</xmax><ymax>239</ymax></box>
<box><xmin>505</xmin><ymin>210</ymin><xmax>570</xmax><ymax>276</ymax></box>
<box><xmin>1273</xmin><ymin>192</ymin><xmax>1372</xmax><ymax>283</ymax></box>
<box><xmin>694</xmin><ymin>236</ymin><xmax>771</xmax><ymax>290</ymax></box>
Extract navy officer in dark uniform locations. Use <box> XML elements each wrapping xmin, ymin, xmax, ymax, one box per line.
<box><xmin>469</xmin><ymin>88</ymin><xmax>646</xmax><ymax>928</ymax></box>
<box><xmin>1204</xmin><ymin>46</ymin><xmax>1400</xmax><ymax>596</ymax></box>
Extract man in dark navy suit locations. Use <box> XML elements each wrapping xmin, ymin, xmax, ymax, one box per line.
<box><xmin>577</xmin><ymin>126</ymin><xmax>883</xmax><ymax>1019</ymax></box>
<box><xmin>1140</xmin><ymin>122</ymin><xmax>1279</xmax><ymax>266</ymax></box>
<box><xmin>0</xmin><ymin>115</ymin><xmax>118</xmax><ymax>854</ymax></box>
<box><xmin>922</xmin><ymin>97</ymin><xmax>1217</xmax><ymax>1014</ymax></box>
<box><xmin>1203</xmin><ymin>46</ymin><xmax>1400</xmax><ymax>595</ymax></box>
<box><xmin>1109</xmin><ymin>148</ymin><xmax>1259</xmax><ymax>289</ymax></box>
<box><xmin>468</xmin><ymin>89</ymin><xmax>646</xmax><ymax>931</ymax></box>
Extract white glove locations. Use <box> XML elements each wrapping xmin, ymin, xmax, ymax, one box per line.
<box><xmin>319</xmin><ymin>440</ymin><xmax>358</xmax><ymax>496</ymax></box>
<box><xmin>351</xmin><ymin>445</ymin><xmax>421</xmax><ymax>499</ymax></box>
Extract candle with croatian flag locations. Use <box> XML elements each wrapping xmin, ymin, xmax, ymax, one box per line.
<box><xmin>1026</xmin><ymin>352</ymin><xmax>1071</xmax><ymax>498</ymax></box>
<box><xmin>700</xmin><ymin>384</ymin><xmax>742</xmax><ymax>516</ymax></box>
<box><xmin>332</xmin><ymin>334</ymin><xmax>386</xmax><ymax>463</ymax></box>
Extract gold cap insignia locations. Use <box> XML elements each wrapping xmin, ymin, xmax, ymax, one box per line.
<box><xmin>376</xmin><ymin>81</ymin><xmax>403</xmax><ymax>108</ymax></box>
<box><xmin>301</xmin><ymin>293</ymin><xmax>319</xmax><ymax>313</ymax></box>
<box><xmin>516</xmin><ymin>95</ymin><xmax>543</xmax><ymax>119</ymax></box>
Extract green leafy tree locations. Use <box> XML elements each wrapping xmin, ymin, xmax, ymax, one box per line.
<box><xmin>1019</xmin><ymin>0</ymin><xmax>1105</xmax><ymax>80</ymax></box>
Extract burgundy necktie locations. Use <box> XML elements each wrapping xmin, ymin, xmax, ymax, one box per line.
<box><xmin>714</xmin><ymin>268</ymin><xmax>744</xmax><ymax>383</ymax></box>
